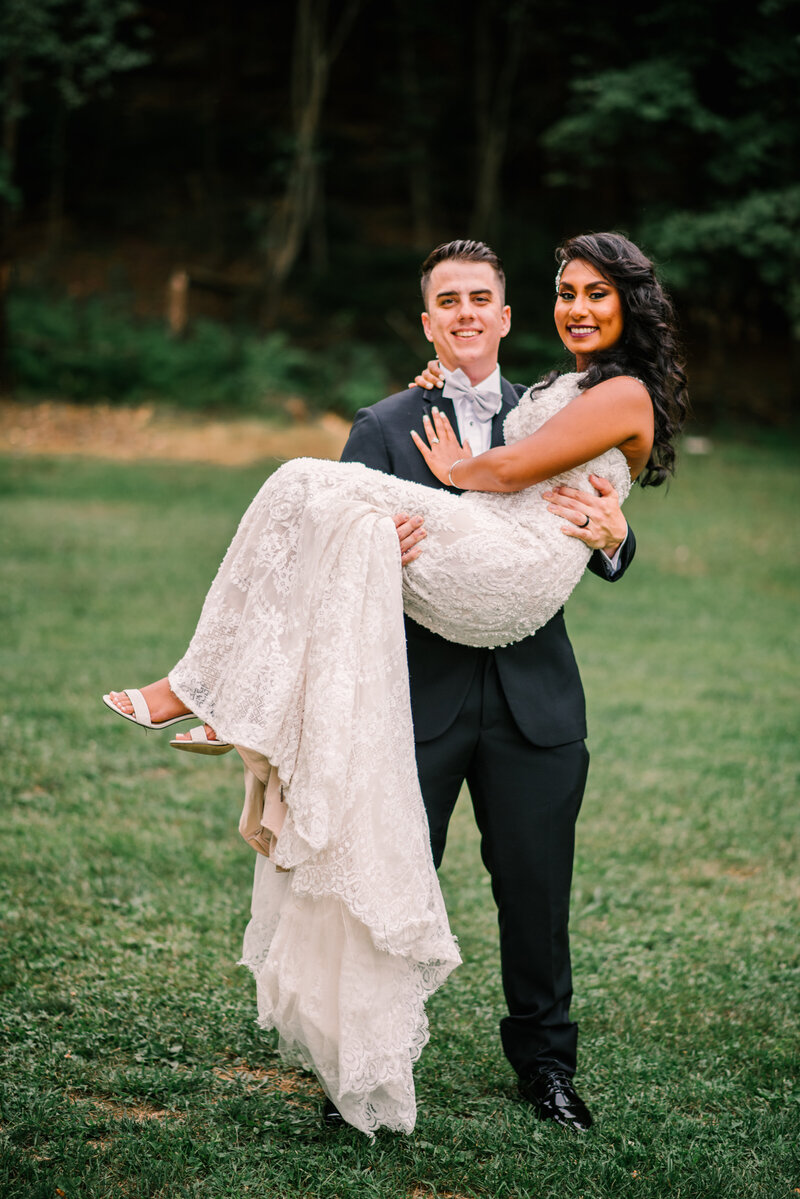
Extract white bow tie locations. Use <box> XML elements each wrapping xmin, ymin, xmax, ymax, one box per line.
<box><xmin>441</xmin><ymin>368</ymin><xmax>502</xmax><ymax>422</ymax></box>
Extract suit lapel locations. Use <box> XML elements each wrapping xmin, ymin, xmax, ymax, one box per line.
<box><xmin>417</xmin><ymin>389</ymin><xmax>459</xmax><ymax>435</ymax></box>
<box><xmin>491</xmin><ymin>377</ymin><xmax>521</xmax><ymax>449</ymax></box>
<box><xmin>409</xmin><ymin>388</ymin><xmax>460</xmax><ymax>490</ymax></box>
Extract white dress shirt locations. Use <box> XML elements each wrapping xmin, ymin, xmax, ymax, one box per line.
<box><xmin>448</xmin><ymin>365</ymin><xmax>502</xmax><ymax>457</ymax></box>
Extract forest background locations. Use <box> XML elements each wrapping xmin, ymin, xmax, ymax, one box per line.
<box><xmin>1</xmin><ymin>0</ymin><xmax>799</xmax><ymax>426</ymax></box>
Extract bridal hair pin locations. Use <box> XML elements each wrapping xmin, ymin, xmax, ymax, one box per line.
<box><xmin>555</xmin><ymin>260</ymin><xmax>567</xmax><ymax>294</ymax></box>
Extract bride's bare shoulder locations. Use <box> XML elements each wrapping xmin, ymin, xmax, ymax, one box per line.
<box><xmin>583</xmin><ymin>374</ymin><xmax>650</xmax><ymax>401</ymax></box>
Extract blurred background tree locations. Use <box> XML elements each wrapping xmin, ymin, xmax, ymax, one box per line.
<box><xmin>0</xmin><ymin>0</ymin><xmax>148</xmax><ymax>387</ymax></box>
<box><xmin>3</xmin><ymin>0</ymin><xmax>798</xmax><ymax>419</ymax></box>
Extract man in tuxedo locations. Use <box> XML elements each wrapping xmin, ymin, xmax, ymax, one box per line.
<box><xmin>338</xmin><ymin>240</ymin><xmax>634</xmax><ymax>1132</ymax></box>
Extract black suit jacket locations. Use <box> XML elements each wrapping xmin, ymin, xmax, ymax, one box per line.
<box><xmin>341</xmin><ymin>378</ymin><xmax>636</xmax><ymax>747</ymax></box>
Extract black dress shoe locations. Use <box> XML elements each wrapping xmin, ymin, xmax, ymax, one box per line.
<box><xmin>322</xmin><ymin>1098</ymin><xmax>345</xmax><ymax>1128</ymax></box>
<box><xmin>517</xmin><ymin>1068</ymin><xmax>593</xmax><ymax>1131</ymax></box>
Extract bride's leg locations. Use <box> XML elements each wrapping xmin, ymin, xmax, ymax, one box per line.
<box><xmin>111</xmin><ymin>460</ymin><xmax>438</xmax><ymax>746</ymax></box>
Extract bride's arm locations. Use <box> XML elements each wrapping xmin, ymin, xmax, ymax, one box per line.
<box><xmin>412</xmin><ymin>377</ymin><xmax>654</xmax><ymax>491</ymax></box>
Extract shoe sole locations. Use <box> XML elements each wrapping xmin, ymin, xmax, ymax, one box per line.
<box><xmin>170</xmin><ymin>740</ymin><xmax>234</xmax><ymax>756</ymax></box>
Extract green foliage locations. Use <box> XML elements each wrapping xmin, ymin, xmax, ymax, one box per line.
<box><xmin>0</xmin><ymin>151</ymin><xmax>21</xmax><ymax>209</ymax></box>
<box><xmin>312</xmin><ymin>337</ymin><xmax>394</xmax><ymax>417</ymax></box>
<box><xmin>539</xmin><ymin>0</ymin><xmax>800</xmax><ymax>337</ymax></box>
<box><xmin>502</xmin><ymin>331</ymin><xmax>565</xmax><ymax>388</ymax></box>
<box><xmin>49</xmin><ymin>0</ymin><xmax>149</xmax><ymax>110</ymax></box>
<box><xmin>0</xmin><ymin>0</ymin><xmax>149</xmax><ymax>112</ymax></box>
<box><xmin>641</xmin><ymin>187</ymin><xmax>800</xmax><ymax>329</ymax></box>
<box><xmin>7</xmin><ymin>290</ymin><xmax>391</xmax><ymax>415</ymax></box>
<box><xmin>0</xmin><ymin>439</ymin><xmax>797</xmax><ymax>1196</ymax></box>
<box><xmin>542</xmin><ymin>58</ymin><xmax>724</xmax><ymax>173</ymax></box>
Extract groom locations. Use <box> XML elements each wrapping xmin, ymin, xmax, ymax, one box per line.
<box><xmin>340</xmin><ymin>240</ymin><xmax>635</xmax><ymax>1131</ymax></box>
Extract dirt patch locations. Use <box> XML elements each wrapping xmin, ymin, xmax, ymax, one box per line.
<box><xmin>68</xmin><ymin>1090</ymin><xmax>184</xmax><ymax>1124</ymax></box>
<box><xmin>213</xmin><ymin>1061</ymin><xmax>311</xmax><ymax>1096</ymax></box>
<box><xmin>0</xmin><ymin>398</ymin><xmax>351</xmax><ymax>465</ymax></box>
<box><xmin>409</xmin><ymin>1189</ymin><xmax>474</xmax><ymax>1199</ymax></box>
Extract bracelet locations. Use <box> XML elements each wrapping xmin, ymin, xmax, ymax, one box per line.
<box><xmin>448</xmin><ymin>458</ymin><xmax>467</xmax><ymax>489</ymax></box>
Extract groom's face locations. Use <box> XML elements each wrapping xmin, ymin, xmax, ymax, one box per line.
<box><xmin>421</xmin><ymin>260</ymin><xmax>511</xmax><ymax>384</ymax></box>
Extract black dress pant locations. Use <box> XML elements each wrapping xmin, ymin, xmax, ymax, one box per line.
<box><xmin>414</xmin><ymin>651</ymin><xmax>589</xmax><ymax>1079</ymax></box>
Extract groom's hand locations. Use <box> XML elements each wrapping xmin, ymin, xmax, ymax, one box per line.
<box><xmin>394</xmin><ymin>512</ymin><xmax>427</xmax><ymax>565</ymax></box>
<box><xmin>543</xmin><ymin>474</ymin><xmax>627</xmax><ymax>557</ymax></box>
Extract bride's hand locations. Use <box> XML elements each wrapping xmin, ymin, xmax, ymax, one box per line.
<box><xmin>410</xmin><ymin>407</ymin><xmax>473</xmax><ymax>487</ymax></box>
<box><xmin>408</xmin><ymin>359</ymin><xmax>444</xmax><ymax>391</ymax></box>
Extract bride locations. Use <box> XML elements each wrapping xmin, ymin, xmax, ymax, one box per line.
<box><xmin>103</xmin><ymin>232</ymin><xmax>687</xmax><ymax>1135</ymax></box>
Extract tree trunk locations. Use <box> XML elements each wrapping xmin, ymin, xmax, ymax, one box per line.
<box><xmin>470</xmin><ymin>4</ymin><xmax>529</xmax><ymax>240</ymax></box>
<box><xmin>0</xmin><ymin>52</ymin><xmax>21</xmax><ymax>392</ymax></box>
<box><xmin>263</xmin><ymin>0</ymin><xmax>360</xmax><ymax>317</ymax></box>
<box><xmin>199</xmin><ymin>0</ymin><xmax>233</xmax><ymax>248</ymax></box>
<box><xmin>395</xmin><ymin>0</ymin><xmax>433</xmax><ymax>252</ymax></box>
<box><xmin>47</xmin><ymin>97</ymin><xmax>68</xmax><ymax>258</ymax></box>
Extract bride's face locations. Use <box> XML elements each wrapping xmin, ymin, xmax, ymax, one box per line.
<box><xmin>554</xmin><ymin>258</ymin><xmax>624</xmax><ymax>367</ymax></box>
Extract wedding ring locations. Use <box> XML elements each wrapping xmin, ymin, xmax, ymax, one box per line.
<box><xmin>579</xmin><ymin>514</ymin><xmax>590</xmax><ymax>528</ymax></box>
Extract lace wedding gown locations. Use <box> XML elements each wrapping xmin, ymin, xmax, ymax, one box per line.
<box><xmin>168</xmin><ymin>372</ymin><xmax>632</xmax><ymax>1134</ymax></box>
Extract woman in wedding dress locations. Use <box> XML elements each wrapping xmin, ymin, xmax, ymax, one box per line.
<box><xmin>103</xmin><ymin>232</ymin><xmax>687</xmax><ymax>1135</ymax></box>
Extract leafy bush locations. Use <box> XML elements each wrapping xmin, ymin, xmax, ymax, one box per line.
<box><xmin>7</xmin><ymin>291</ymin><xmax>392</xmax><ymax>415</ymax></box>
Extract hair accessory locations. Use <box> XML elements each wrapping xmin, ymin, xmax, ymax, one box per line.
<box><xmin>555</xmin><ymin>259</ymin><xmax>567</xmax><ymax>294</ymax></box>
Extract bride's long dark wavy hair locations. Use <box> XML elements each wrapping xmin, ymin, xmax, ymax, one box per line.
<box><xmin>544</xmin><ymin>231</ymin><xmax>689</xmax><ymax>488</ymax></box>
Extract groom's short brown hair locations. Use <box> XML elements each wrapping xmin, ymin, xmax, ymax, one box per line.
<box><xmin>420</xmin><ymin>240</ymin><xmax>506</xmax><ymax>304</ymax></box>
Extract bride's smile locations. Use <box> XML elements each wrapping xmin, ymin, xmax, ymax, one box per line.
<box><xmin>555</xmin><ymin>258</ymin><xmax>625</xmax><ymax>368</ymax></box>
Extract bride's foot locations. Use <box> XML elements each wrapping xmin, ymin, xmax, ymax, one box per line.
<box><xmin>173</xmin><ymin>724</ymin><xmax>221</xmax><ymax>745</ymax></box>
<box><xmin>106</xmin><ymin>678</ymin><xmax>191</xmax><ymax>725</ymax></box>
<box><xmin>171</xmin><ymin>725</ymin><xmax>233</xmax><ymax>755</ymax></box>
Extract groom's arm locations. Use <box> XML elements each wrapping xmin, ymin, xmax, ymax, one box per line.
<box><xmin>543</xmin><ymin>473</ymin><xmax>635</xmax><ymax>581</ymax></box>
<box><xmin>589</xmin><ymin>527</ymin><xmax>635</xmax><ymax>580</ymax></box>
<box><xmin>340</xmin><ymin>405</ymin><xmax>391</xmax><ymax>473</ymax></box>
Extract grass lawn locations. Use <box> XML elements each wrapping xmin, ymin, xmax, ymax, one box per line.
<box><xmin>0</xmin><ymin>435</ymin><xmax>798</xmax><ymax>1198</ymax></box>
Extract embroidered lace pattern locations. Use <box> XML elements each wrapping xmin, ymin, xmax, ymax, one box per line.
<box><xmin>168</xmin><ymin>371</ymin><xmax>631</xmax><ymax>1134</ymax></box>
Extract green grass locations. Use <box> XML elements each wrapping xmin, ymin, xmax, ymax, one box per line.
<box><xmin>0</xmin><ymin>438</ymin><xmax>798</xmax><ymax>1198</ymax></box>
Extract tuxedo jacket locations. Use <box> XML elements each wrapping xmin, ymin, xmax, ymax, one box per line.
<box><xmin>340</xmin><ymin>377</ymin><xmax>636</xmax><ymax>748</ymax></box>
